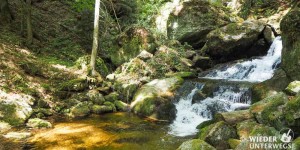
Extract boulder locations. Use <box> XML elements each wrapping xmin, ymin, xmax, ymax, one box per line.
<box><xmin>86</xmin><ymin>90</ymin><xmax>105</xmax><ymax>105</ymax></box>
<box><xmin>263</xmin><ymin>25</ymin><xmax>275</xmax><ymax>44</ymax></box>
<box><xmin>131</xmin><ymin>77</ymin><xmax>184</xmax><ymax>120</ymax></box>
<box><xmin>104</xmin><ymin>92</ymin><xmax>119</xmax><ymax>103</ymax></box>
<box><xmin>177</xmin><ymin>139</ymin><xmax>216</xmax><ymax>150</ymax></box>
<box><xmin>70</xmin><ymin>102</ymin><xmax>91</xmax><ymax>118</ymax></box>
<box><xmin>198</xmin><ymin>121</ymin><xmax>237</xmax><ymax>149</ymax></box>
<box><xmin>0</xmin><ymin>90</ymin><xmax>35</xmax><ymax>126</ymax></box>
<box><xmin>168</xmin><ymin>0</ymin><xmax>231</xmax><ymax>48</ymax></box>
<box><xmin>114</xmin><ymin>100</ymin><xmax>128</xmax><ymax>112</ymax></box>
<box><xmin>203</xmin><ymin>20</ymin><xmax>267</xmax><ymax>63</ymax></box>
<box><xmin>281</xmin><ymin>4</ymin><xmax>300</xmax><ymax>80</ymax></box>
<box><xmin>285</xmin><ymin>81</ymin><xmax>300</xmax><ymax>96</ymax></box>
<box><xmin>236</xmin><ymin>119</ymin><xmax>258</xmax><ymax>140</ymax></box>
<box><xmin>91</xmin><ymin>105</ymin><xmax>113</xmax><ymax>114</ymax></box>
<box><xmin>26</xmin><ymin>118</ymin><xmax>52</xmax><ymax>129</ymax></box>
<box><xmin>137</xmin><ymin>50</ymin><xmax>153</xmax><ymax>61</ymax></box>
<box><xmin>228</xmin><ymin>139</ymin><xmax>241</xmax><ymax>149</ymax></box>
<box><xmin>110</xmin><ymin>27</ymin><xmax>156</xmax><ymax>66</ymax></box>
<box><xmin>215</xmin><ymin>110</ymin><xmax>254</xmax><ymax>125</ymax></box>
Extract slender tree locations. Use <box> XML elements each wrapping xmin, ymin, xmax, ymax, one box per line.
<box><xmin>90</xmin><ymin>0</ymin><xmax>101</xmax><ymax>76</ymax></box>
<box><xmin>26</xmin><ymin>0</ymin><xmax>33</xmax><ymax>45</ymax></box>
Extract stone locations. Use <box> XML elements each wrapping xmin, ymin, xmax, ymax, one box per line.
<box><xmin>203</xmin><ymin>20</ymin><xmax>267</xmax><ymax>63</ymax></box>
<box><xmin>137</xmin><ymin>50</ymin><xmax>153</xmax><ymax>61</ymax></box>
<box><xmin>236</xmin><ymin>119</ymin><xmax>258</xmax><ymax>140</ymax></box>
<box><xmin>192</xmin><ymin>55</ymin><xmax>213</xmax><ymax>70</ymax></box>
<box><xmin>3</xmin><ymin>132</ymin><xmax>31</xmax><ymax>139</ymax></box>
<box><xmin>0</xmin><ymin>122</ymin><xmax>11</xmax><ymax>133</ymax></box>
<box><xmin>263</xmin><ymin>25</ymin><xmax>275</xmax><ymax>44</ymax></box>
<box><xmin>91</xmin><ymin>105</ymin><xmax>113</xmax><ymax>114</ymax></box>
<box><xmin>198</xmin><ymin>121</ymin><xmax>237</xmax><ymax>149</ymax></box>
<box><xmin>58</xmin><ymin>78</ymin><xmax>88</xmax><ymax>92</ymax></box>
<box><xmin>177</xmin><ymin>139</ymin><xmax>216</xmax><ymax>150</ymax></box>
<box><xmin>228</xmin><ymin>139</ymin><xmax>241</xmax><ymax>149</ymax></box>
<box><xmin>131</xmin><ymin>77</ymin><xmax>184</xmax><ymax>121</ymax></box>
<box><xmin>114</xmin><ymin>100</ymin><xmax>128</xmax><ymax>112</ymax></box>
<box><xmin>26</xmin><ymin>118</ymin><xmax>52</xmax><ymax>128</ymax></box>
<box><xmin>168</xmin><ymin>0</ymin><xmax>231</xmax><ymax>48</ymax></box>
<box><xmin>70</xmin><ymin>102</ymin><xmax>91</xmax><ymax>118</ymax></box>
<box><xmin>86</xmin><ymin>90</ymin><xmax>105</xmax><ymax>105</ymax></box>
<box><xmin>285</xmin><ymin>81</ymin><xmax>300</xmax><ymax>96</ymax></box>
<box><xmin>104</xmin><ymin>92</ymin><xmax>119</xmax><ymax>103</ymax></box>
<box><xmin>215</xmin><ymin>110</ymin><xmax>253</xmax><ymax>125</ymax></box>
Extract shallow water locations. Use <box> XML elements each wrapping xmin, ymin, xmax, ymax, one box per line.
<box><xmin>28</xmin><ymin>112</ymin><xmax>189</xmax><ymax>150</ymax></box>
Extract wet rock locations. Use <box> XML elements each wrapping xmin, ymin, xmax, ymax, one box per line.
<box><xmin>281</xmin><ymin>4</ymin><xmax>300</xmax><ymax>80</ymax></box>
<box><xmin>168</xmin><ymin>0</ymin><xmax>231</xmax><ymax>48</ymax></box>
<box><xmin>215</xmin><ymin>110</ymin><xmax>253</xmax><ymax>125</ymax></box>
<box><xmin>26</xmin><ymin>118</ymin><xmax>52</xmax><ymax>128</ymax></box>
<box><xmin>285</xmin><ymin>81</ymin><xmax>300</xmax><ymax>96</ymax></box>
<box><xmin>131</xmin><ymin>77</ymin><xmax>184</xmax><ymax>121</ymax></box>
<box><xmin>198</xmin><ymin>121</ymin><xmax>237</xmax><ymax>149</ymax></box>
<box><xmin>177</xmin><ymin>139</ymin><xmax>216</xmax><ymax>150</ymax></box>
<box><xmin>203</xmin><ymin>20</ymin><xmax>267</xmax><ymax>63</ymax></box>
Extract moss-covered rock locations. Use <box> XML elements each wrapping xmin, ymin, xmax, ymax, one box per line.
<box><xmin>177</xmin><ymin>139</ymin><xmax>216</xmax><ymax>150</ymax></box>
<box><xmin>281</xmin><ymin>3</ymin><xmax>300</xmax><ymax>80</ymax></box>
<box><xmin>114</xmin><ymin>100</ymin><xmax>128</xmax><ymax>112</ymax></box>
<box><xmin>236</xmin><ymin>119</ymin><xmax>259</xmax><ymax>140</ymax></box>
<box><xmin>196</xmin><ymin>120</ymin><xmax>216</xmax><ymax>130</ymax></box>
<box><xmin>58</xmin><ymin>78</ymin><xmax>88</xmax><ymax>92</ymax></box>
<box><xmin>228</xmin><ymin>138</ymin><xmax>241</xmax><ymax>149</ymax></box>
<box><xmin>215</xmin><ymin>109</ymin><xmax>253</xmax><ymax>125</ymax></box>
<box><xmin>168</xmin><ymin>0</ymin><xmax>232</xmax><ymax>48</ymax></box>
<box><xmin>75</xmin><ymin>55</ymin><xmax>110</xmax><ymax>77</ymax></box>
<box><xmin>86</xmin><ymin>90</ymin><xmax>105</xmax><ymax>105</ymax></box>
<box><xmin>110</xmin><ymin>27</ymin><xmax>156</xmax><ymax>66</ymax></box>
<box><xmin>198</xmin><ymin>121</ymin><xmax>237</xmax><ymax>149</ymax></box>
<box><xmin>285</xmin><ymin>81</ymin><xmax>300</xmax><ymax>96</ymax></box>
<box><xmin>131</xmin><ymin>77</ymin><xmax>184</xmax><ymax>121</ymax></box>
<box><xmin>26</xmin><ymin>118</ymin><xmax>52</xmax><ymax>129</ymax></box>
<box><xmin>104</xmin><ymin>92</ymin><xmax>119</xmax><ymax>103</ymax></box>
<box><xmin>250</xmin><ymin>92</ymin><xmax>288</xmax><ymax>129</ymax></box>
<box><xmin>203</xmin><ymin>20</ymin><xmax>267</xmax><ymax>63</ymax></box>
<box><xmin>70</xmin><ymin>102</ymin><xmax>91</xmax><ymax>118</ymax></box>
<box><xmin>292</xmin><ymin>137</ymin><xmax>300</xmax><ymax>150</ymax></box>
<box><xmin>103</xmin><ymin>101</ymin><xmax>117</xmax><ymax>112</ymax></box>
<box><xmin>91</xmin><ymin>105</ymin><xmax>113</xmax><ymax>114</ymax></box>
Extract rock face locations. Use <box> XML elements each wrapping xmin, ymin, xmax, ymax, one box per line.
<box><xmin>198</xmin><ymin>121</ymin><xmax>237</xmax><ymax>149</ymax></box>
<box><xmin>177</xmin><ymin>139</ymin><xmax>216</xmax><ymax>150</ymax></box>
<box><xmin>203</xmin><ymin>20</ymin><xmax>267</xmax><ymax>63</ymax></box>
<box><xmin>131</xmin><ymin>77</ymin><xmax>184</xmax><ymax>121</ymax></box>
<box><xmin>281</xmin><ymin>3</ymin><xmax>300</xmax><ymax>80</ymax></box>
<box><xmin>110</xmin><ymin>27</ymin><xmax>156</xmax><ymax>66</ymax></box>
<box><xmin>168</xmin><ymin>0</ymin><xmax>231</xmax><ymax>48</ymax></box>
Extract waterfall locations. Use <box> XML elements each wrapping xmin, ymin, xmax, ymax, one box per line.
<box><xmin>203</xmin><ymin>36</ymin><xmax>283</xmax><ymax>82</ymax></box>
<box><xmin>169</xmin><ymin>37</ymin><xmax>282</xmax><ymax>136</ymax></box>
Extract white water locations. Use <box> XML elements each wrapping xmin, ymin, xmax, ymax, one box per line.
<box><xmin>169</xmin><ymin>37</ymin><xmax>282</xmax><ymax>136</ymax></box>
<box><xmin>204</xmin><ymin>36</ymin><xmax>282</xmax><ymax>82</ymax></box>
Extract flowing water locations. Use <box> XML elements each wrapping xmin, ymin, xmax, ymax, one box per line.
<box><xmin>169</xmin><ymin>36</ymin><xmax>282</xmax><ymax>136</ymax></box>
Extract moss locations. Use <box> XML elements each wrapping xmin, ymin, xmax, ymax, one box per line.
<box><xmin>249</xmin><ymin>125</ymin><xmax>280</xmax><ymax>138</ymax></box>
<box><xmin>0</xmin><ymin>103</ymin><xmax>23</xmax><ymax>126</ymax></box>
<box><xmin>228</xmin><ymin>139</ymin><xmax>240</xmax><ymax>149</ymax></box>
<box><xmin>133</xmin><ymin>97</ymin><xmax>157</xmax><ymax>117</ymax></box>
<box><xmin>104</xmin><ymin>92</ymin><xmax>119</xmax><ymax>103</ymax></box>
<box><xmin>236</xmin><ymin>119</ymin><xmax>258</xmax><ymax>139</ymax></box>
<box><xmin>114</xmin><ymin>101</ymin><xmax>128</xmax><ymax>112</ymax></box>
<box><xmin>177</xmin><ymin>139</ymin><xmax>216</xmax><ymax>150</ymax></box>
<box><xmin>284</xmin><ymin>95</ymin><xmax>300</xmax><ymax>125</ymax></box>
<box><xmin>75</xmin><ymin>55</ymin><xmax>110</xmax><ymax>77</ymax></box>
<box><xmin>26</xmin><ymin>118</ymin><xmax>52</xmax><ymax>128</ymax></box>
<box><xmin>70</xmin><ymin>102</ymin><xmax>91</xmax><ymax>118</ymax></box>
<box><xmin>91</xmin><ymin>105</ymin><xmax>113</xmax><ymax>114</ymax></box>
<box><xmin>196</xmin><ymin>120</ymin><xmax>216</xmax><ymax>130</ymax></box>
<box><xmin>19</xmin><ymin>61</ymin><xmax>43</xmax><ymax>76</ymax></box>
<box><xmin>285</xmin><ymin>81</ymin><xmax>300</xmax><ymax>95</ymax></box>
<box><xmin>166</xmin><ymin>72</ymin><xmax>196</xmax><ymax>78</ymax></box>
<box><xmin>103</xmin><ymin>102</ymin><xmax>117</xmax><ymax>112</ymax></box>
<box><xmin>58</xmin><ymin>78</ymin><xmax>87</xmax><ymax>92</ymax></box>
<box><xmin>292</xmin><ymin>137</ymin><xmax>300</xmax><ymax>150</ymax></box>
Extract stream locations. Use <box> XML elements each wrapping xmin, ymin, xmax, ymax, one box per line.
<box><xmin>24</xmin><ymin>37</ymin><xmax>282</xmax><ymax>149</ymax></box>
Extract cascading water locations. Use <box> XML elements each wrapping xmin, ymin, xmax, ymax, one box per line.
<box><xmin>203</xmin><ymin>36</ymin><xmax>283</xmax><ymax>82</ymax></box>
<box><xmin>169</xmin><ymin>36</ymin><xmax>283</xmax><ymax>136</ymax></box>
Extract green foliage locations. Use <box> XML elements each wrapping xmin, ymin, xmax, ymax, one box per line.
<box><xmin>71</xmin><ymin>0</ymin><xmax>95</xmax><ymax>12</ymax></box>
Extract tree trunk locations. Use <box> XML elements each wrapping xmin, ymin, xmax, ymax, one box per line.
<box><xmin>26</xmin><ymin>0</ymin><xmax>33</xmax><ymax>45</ymax></box>
<box><xmin>90</xmin><ymin>0</ymin><xmax>101</xmax><ymax>76</ymax></box>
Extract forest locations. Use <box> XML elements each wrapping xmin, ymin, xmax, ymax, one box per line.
<box><xmin>0</xmin><ymin>0</ymin><xmax>300</xmax><ymax>149</ymax></box>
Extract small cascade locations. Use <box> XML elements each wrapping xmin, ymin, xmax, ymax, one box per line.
<box><xmin>169</xmin><ymin>84</ymin><xmax>251</xmax><ymax>136</ymax></box>
<box><xmin>169</xmin><ymin>37</ymin><xmax>282</xmax><ymax>137</ymax></box>
<box><xmin>204</xmin><ymin>36</ymin><xmax>283</xmax><ymax>82</ymax></box>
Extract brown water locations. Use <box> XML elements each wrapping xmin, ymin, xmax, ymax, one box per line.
<box><xmin>28</xmin><ymin>112</ymin><xmax>190</xmax><ymax>150</ymax></box>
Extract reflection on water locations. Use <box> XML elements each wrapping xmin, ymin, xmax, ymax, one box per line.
<box><xmin>28</xmin><ymin>112</ymin><xmax>189</xmax><ymax>150</ymax></box>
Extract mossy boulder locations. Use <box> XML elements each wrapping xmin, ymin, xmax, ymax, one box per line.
<box><xmin>203</xmin><ymin>20</ymin><xmax>267</xmax><ymax>63</ymax></box>
<box><xmin>198</xmin><ymin>121</ymin><xmax>237</xmax><ymax>149</ymax></box>
<box><xmin>103</xmin><ymin>101</ymin><xmax>117</xmax><ymax>112</ymax></box>
<box><xmin>70</xmin><ymin>102</ymin><xmax>91</xmax><ymax>118</ymax></box>
<box><xmin>177</xmin><ymin>139</ymin><xmax>216</xmax><ymax>150</ymax></box>
<box><xmin>285</xmin><ymin>81</ymin><xmax>300</xmax><ymax>96</ymax></box>
<box><xmin>104</xmin><ymin>92</ymin><xmax>119</xmax><ymax>103</ymax></box>
<box><xmin>228</xmin><ymin>138</ymin><xmax>241</xmax><ymax>149</ymax></box>
<box><xmin>114</xmin><ymin>100</ymin><xmax>128</xmax><ymax>112</ymax></box>
<box><xmin>236</xmin><ymin>119</ymin><xmax>259</xmax><ymax>140</ymax></box>
<box><xmin>281</xmin><ymin>4</ymin><xmax>300</xmax><ymax>80</ymax></box>
<box><xmin>86</xmin><ymin>90</ymin><xmax>105</xmax><ymax>105</ymax></box>
<box><xmin>215</xmin><ymin>109</ymin><xmax>254</xmax><ymax>125</ymax></box>
<box><xmin>58</xmin><ymin>78</ymin><xmax>88</xmax><ymax>92</ymax></box>
<box><xmin>75</xmin><ymin>55</ymin><xmax>110</xmax><ymax>77</ymax></box>
<box><xmin>110</xmin><ymin>27</ymin><xmax>156</xmax><ymax>66</ymax></box>
<box><xmin>168</xmin><ymin>0</ymin><xmax>231</xmax><ymax>48</ymax></box>
<box><xmin>113</xmin><ymin>82</ymin><xmax>139</xmax><ymax>103</ymax></box>
<box><xmin>91</xmin><ymin>105</ymin><xmax>113</xmax><ymax>114</ymax></box>
<box><xmin>131</xmin><ymin>77</ymin><xmax>184</xmax><ymax>121</ymax></box>
<box><xmin>26</xmin><ymin>118</ymin><xmax>52</xmax><ymax>129</ymax></box>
